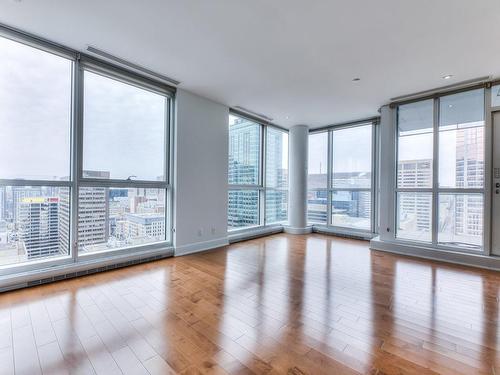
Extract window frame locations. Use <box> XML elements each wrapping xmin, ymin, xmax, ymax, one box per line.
<box><xmin>75</xmin><ymin>59</ymin><xmax>174</xmax><ymax>262</ymax></box>
<box><xmin>394</xmin><ymin>88</ymin><xmax>488</xmax><ymax>254</ymax></box>
<box><xmin>228</xmin><ymin>111</ymin><xmax>289</xmax><ymax>232</ymax></box>
<box><xmin>0</xmin><ymin>27</ymin><xmax>175</xmax><ymax>275</ymax></box>
<box><xmin>308</xmin><ymin>120</ymin><xmax>378</xmax><ymax>235</ymax></box>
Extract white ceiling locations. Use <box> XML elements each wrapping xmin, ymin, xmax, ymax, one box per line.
<box><xmin>2</xmin><ymin>0</ymin><xmax>500</xmax><ymax>129</ymax></box>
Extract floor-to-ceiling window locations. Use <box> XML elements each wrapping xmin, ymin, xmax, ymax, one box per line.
<box><xmin>396</xmin><ymin>88</ymin><xmax>485</xmax><ymax>251</ymax></box>
<box><xmin>0</xmin><ymin>31</ymin><xmax>173</xmax><ymax>273</ymax></box>
<box><xmin>228</xmin><ymin>113</ymin><xmax>288</xmax><ymax>231</ymax></box>
<box><xmin>307</xmin><ymin>132</ymin><xmax>328</xmax><ymax>224</ymax></box>
<box><xmin>308</xmin><ymin>121</ymin><xmax>376</xmax><ymax>234</ymax></box>
<box><xmin>79</xmin><ymin>68</ymin><xmax>171</xmax><ymax>256</ymax></box>
<box><xmin>265</xmin><ymin>127</ymin><xmax>289</xmax><ymax>224</ymax></box>
<box><xmin>0</xmin><ymin>36</ymin><xmax>73</xmax><ymax>266</ymax></box>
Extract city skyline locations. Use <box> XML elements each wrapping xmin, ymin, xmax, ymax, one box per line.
<box><xmin>0</xmin><ymin>171</ymin><xmax>167</xmax><ymax>266</ymax></box>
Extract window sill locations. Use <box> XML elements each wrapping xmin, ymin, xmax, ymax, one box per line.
<box><xmin>370</xmin><ymin>236</ymin><xmax>500</xmax><ymax>271</ymax></box>
<box><xmin>228</xmin><ymin>224</ymin><xmax>284</xmax><ymax>243</ymax></box>
<box><xmin>312</xmin><ymin>225</ymin><xmax>375</xmax><ymax>241</ymax></box>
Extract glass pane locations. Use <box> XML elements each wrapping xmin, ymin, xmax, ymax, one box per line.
<box><xmin>331</xmin><ymin>190</ymin><xmax>371</xmax><ymax>230</ymax></box>
<box><xmin>78</xmin><ymin>187</ymin><xmax>166</xmax><ymax>254</ymax></box>
<box><xmin>266</xmin><ymin>128</ymin><xmax>288</xmax><ymax>189</ymax></box>
<box><xmin>308</xmin><ymin>132</ymin><xmax>328</xmax><ymax>189</ymax></box>
<box><xmin>0</xmin><ymin>186</ymin><xmax>70</xmax><ymax>266</ymax></box>
<box><xmin>439</xmin><ymin>89</ymin><xmax>484</xmax><ymax>188</ymax></box>
<box><xmin>83</xmin><ymin>71</ymin><xmax>167</xmax><ymax>181</ymax></box>
<box><xmin>397</xmin><ymin>100</ymin><xmax>433</xmax><ymax>188</ymax></box>
<box><xmin>265</xmin><ymin>190</ymin><xmax>288</xmax><ymax>224</ymax></box>
<box><xmin>307</xmin><ymin>190</ymin><xmax>327</xmax><ymax>224</ymax></box>
<box><xmin>228</xmin><ymin>190</ymin><xmax>259</xmax><ymax>230</ymax></box>
<box><xmin>396</xmin><ymin>192</ymin><xmax>432</xmax><ymax>242</ymax></box>
<box><xmin>491</xmin><ymin>85</ymin><xmax>500</xmax><ymax>107</ymax></box>
<box><xmin>332</xmin><ymin>125</ymin><xmax>372</xmax><ymax>188</ymax></box>
<box><xmin>438</xmin><ymin>194</ymin><xmax>483</xmax><ymax>250</ymax></box>
<box><xmin>228</xmin><ymin>115</ymin><xmax>260</xmax><ymax>185</ymax></box>
<box><xmin>0</xmin><ymin>37</ymin><xmax>72</xmax><ymax>180</ymax></box>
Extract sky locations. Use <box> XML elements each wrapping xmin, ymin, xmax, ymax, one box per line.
<box><xmin>308</xmin><ymin>124</ymin><xmax>372</xmax><ymax>175</ymax></box>
<box><xmin>0</xmin><ymin>36</ymin><xmax>72</xmax><ymax>180</ymax></box>
<box><xmin>0</xmin><ymin>36</ymin><xmax>166</xmax><ymax>182</ymax></box>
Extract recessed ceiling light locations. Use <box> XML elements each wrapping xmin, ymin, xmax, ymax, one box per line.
<box><xmin>448</xmin><ymin>104</ymin><xmax>453</xmax><ymax>108</ymax></box>
<box><xmin>352</xmin><ymin>78</ymin><xmax>361</xmax><ymax>82</ymax></box>
<box><xmin>442</xmin><ymin>75</ymin><xmax>453</xmax><ymax>80</ymax></box>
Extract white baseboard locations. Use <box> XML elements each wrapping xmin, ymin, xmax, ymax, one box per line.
<box><xmin>370</xmin><ymin>237</ymin><xmax>500</xmax><ymax>271</ymax></box>
<box><xmin>283</xmin><ymin>226</ymin><xmax>313</xmax><ymax>234</ymax></box>
<box><xmin>175</xmin><ymin>237</ymin><xmax>229</xmax><ymax>256</ymax></box>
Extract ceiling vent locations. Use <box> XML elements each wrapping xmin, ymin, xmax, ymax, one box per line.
<box><xmin>233</xmin><ymin>106</ymin><xmax>273</xmax><ymax>122</ymax></box>
<box><xmin>390</xmin><ymin>76</ymin><xmax>490</xmax><ymax>103</ymax></box>
<box><xmin>86</xmin><ymin>45</ymin><xmax>180</xmax><ymax>86</ymax></box>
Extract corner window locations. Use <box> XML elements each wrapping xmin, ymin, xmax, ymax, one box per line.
<box><xmin>228</xmin><ymin>114</ymin><xmax>288</xmax><ymax>230</ymax></box>
<box><xmin>307</xmin><ymin>123</ymin><xmax>376</xmax><ymax>233</ymax></box>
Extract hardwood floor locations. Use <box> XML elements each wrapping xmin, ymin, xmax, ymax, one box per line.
<box><xmin>0</xmin><ymin>233</ymin><xmax>499</xmax><ymax>374</ymax></box>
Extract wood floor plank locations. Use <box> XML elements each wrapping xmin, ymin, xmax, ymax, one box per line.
<box><xmin>0</xmin><ymin>233</ymin><xmax>499</xmax><ymax>374</ymax></box>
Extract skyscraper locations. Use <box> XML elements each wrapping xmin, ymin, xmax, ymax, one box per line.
<box><xmin>116</xmin><ymin>213</ymin><xmax>165</xmax><ymax>243</ymax></box>
<box><xmin>58</xmin><ymin>171</ymin><xmax>110</xmax><ymax>253</ymax></box>
<box><xmin>397</xmin><ymin>160</ymin><xmax>433</xmax><ymax>236</ymax></box>
<box><xmin>452</xmin><ymin>127</ymin><xmax>484</xmax><ymax>243</ymax></box>
<box><xmin>18</xmin><ymin>197</ymin><xmax>60</xmax><ymax>259</ymax></box>
<box><xmin>228</xmin><ymin>119</ymin><xmax>261</xmax><ymax>228</ymax></box>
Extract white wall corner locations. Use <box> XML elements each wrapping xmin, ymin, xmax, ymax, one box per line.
<box><xmin>174</xmin><ymin>237</ymin><xmax>229</xmax><ymax>256</ymax></box>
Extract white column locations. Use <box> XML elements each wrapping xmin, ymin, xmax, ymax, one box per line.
<box><xmin>286</xmin><ymin>125</ymin><xmax>312</xmax><ymax>234</ymax></box>
<box><xmin>374</xmin><ymin>105</ymin><xmax>396</xmax><ymax>243</ymax></box>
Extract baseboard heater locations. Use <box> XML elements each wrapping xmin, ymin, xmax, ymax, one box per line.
<box><xmin>0</xmin><ymin>252</ymin><xmax>171</xmax><ymax>293</ymax></box>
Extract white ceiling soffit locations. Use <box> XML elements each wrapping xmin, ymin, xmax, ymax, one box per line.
<box><xmin>1</xmin><ymin>0</ymin><xmax>500</xmax><ymax>129</ymax></box>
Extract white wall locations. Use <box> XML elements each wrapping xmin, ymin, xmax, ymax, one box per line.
<box><xmin>174</xmin><ymin>89</ymin><xmax>229</xmax><ymax>255</ymax></box>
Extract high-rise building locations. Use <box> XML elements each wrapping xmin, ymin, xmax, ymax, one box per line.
<box><xmin>18</xmin><ymin>197</ymin><xmax>60</xmax><ymax>259</ymax></box>
<box><xmin>307</xmin><ymin>189</ymin><xmax>327</xmax><ymax>223</ymax></box>
<box><xmin>397</xmin><ymin>160</ymin><xmax>432</xmax><ymax>188</ymax></box>
<box><xmin>116</xmin><ymin>213</ymin><xmax>165</xmax><ymax>243</ymax></box>
<box><xmin>13</xmin><ymin>186</ymin><xmax>43</xmax><ymax>224</ymax></box>
<box><xmin>397</xmin><ymin>160</ymin><xmax>433</xmax><ymax>235</ymax></box>
<box><xmin>228</xmin><ymin>190</ymin><xmax>259</xmax><ymax>228</ymax></box>
<box><xmin>228</xmin><ymin>119</ymin><xmax>261</xmax><ymax>228</ymax></box>
<box><xmin>453</xmin><ymin>127</ymin><xmax>484</xmax><ymax>240</ymax></box>
<box><xmin>58</xmin><ymin>187</ymin><xmax>71</xmax><ymax>254</ymax></box>
<box><xmin>228</xmin><ymin>119</ymin><xmax>260</xmax><ymax>184</ymax></box>
<box><xmin>64</xmin><ymin>171</ymin><xmax>110</xmax><ymax>253</ymax></box>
